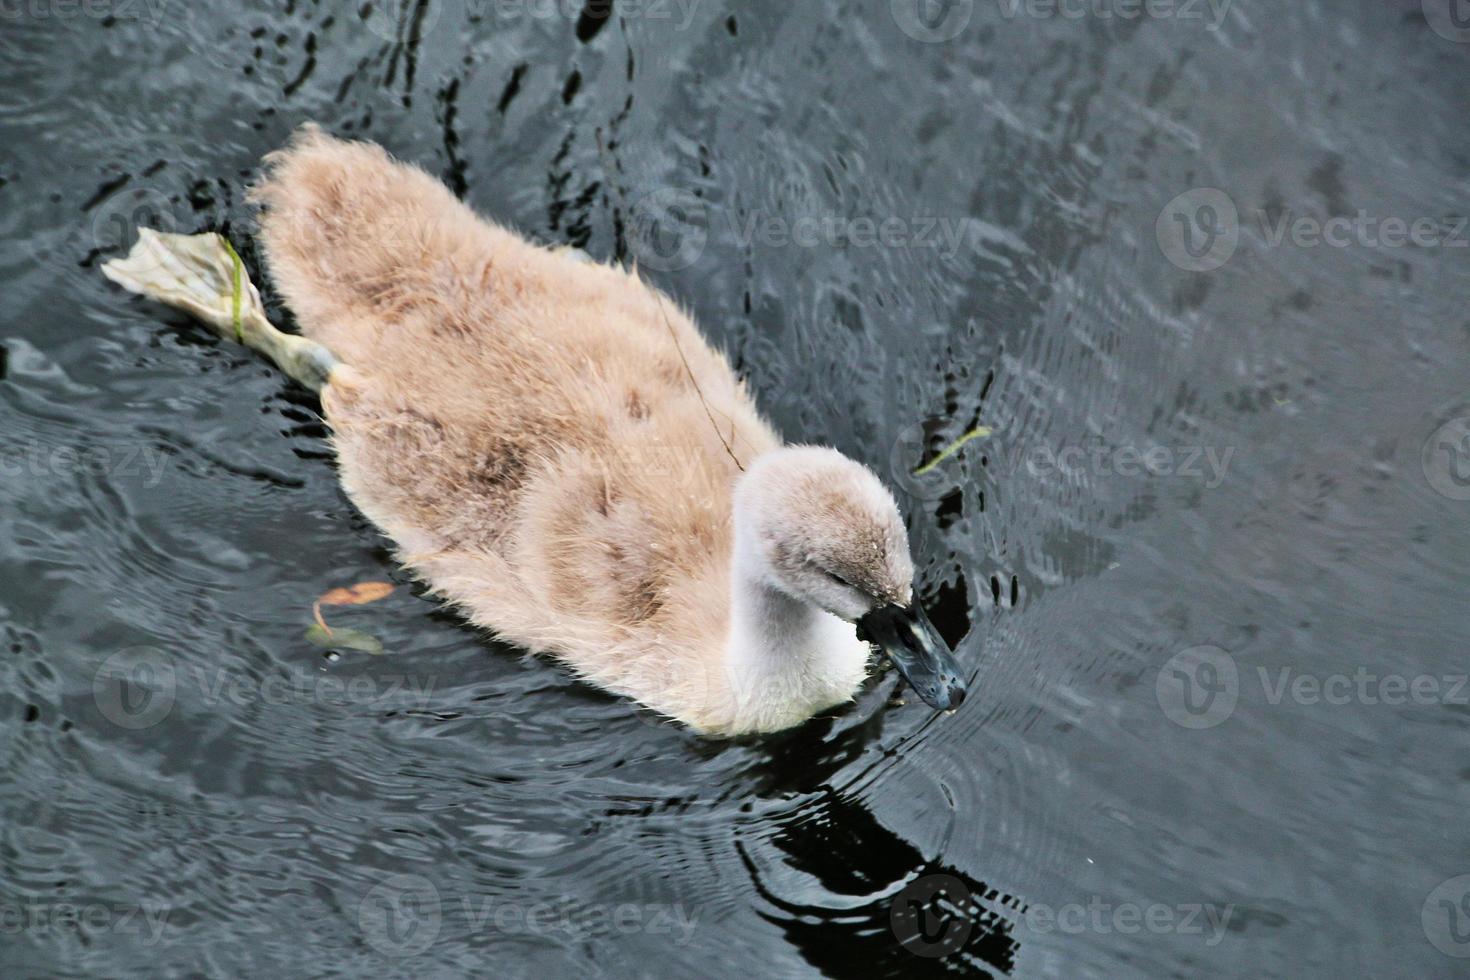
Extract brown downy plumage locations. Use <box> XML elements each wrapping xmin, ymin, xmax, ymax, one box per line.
<box><xmin>240</xmin><ymin>125</ymin><xmax>963</xmax><ymax>735</ymax></box>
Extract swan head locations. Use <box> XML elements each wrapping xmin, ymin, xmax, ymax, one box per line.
<box><xmin>733</xmin><ymin>446</ymin><xmax>967</xmax><ymax>710</ymax></box>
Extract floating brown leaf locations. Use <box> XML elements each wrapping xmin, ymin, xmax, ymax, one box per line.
<box><xmin>318</xmin><ymin>581</ymin><xmax>395</xmax><ymax>606</ymax></box>
<box><xmin>312</xmin><ymin>581</ymin><xmax>395</xmax><ymax>635</ymax></box>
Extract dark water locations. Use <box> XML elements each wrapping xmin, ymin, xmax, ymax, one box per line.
<box><xmin>3</xmin><ymin>1</ymin><xmax>1469</xmax><ymax>976</ymax></box>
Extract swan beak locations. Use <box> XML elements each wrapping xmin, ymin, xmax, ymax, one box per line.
<box><xmin>857</xmin><ymin>601</ymin><xmax>967</xmax><ymax>711</ymax></box>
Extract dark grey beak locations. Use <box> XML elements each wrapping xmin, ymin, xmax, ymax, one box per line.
<box><xmin>857</xmin><ymin>600</ymin><xmax>967</xmax><ymax>711</ymax></box>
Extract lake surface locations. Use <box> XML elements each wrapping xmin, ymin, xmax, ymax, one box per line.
<box><xmin>3</xmin><ymin>1</ymin><xmax>1469</xmax><ymax>976</ymax></box>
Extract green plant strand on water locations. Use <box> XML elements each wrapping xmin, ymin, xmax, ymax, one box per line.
<box><xmin>912</xmin><ymin>425</ymin><xmax>993</xmax><ymax>476</ymax></box>
<box><xmin>222</xmin><ymin>236</ymin><xmax>244</xmax><ymax>343</ymax></box>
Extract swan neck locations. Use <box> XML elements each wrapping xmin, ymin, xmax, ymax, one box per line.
<box><xmin>728</xmin><ymin>517</ymin><xmax>818</xmax><ymax>668</ymax></box>
<box><xmin>722</xmin><ymin>503</ymin><xmax>869</xmax><ymax>732</ymax></box>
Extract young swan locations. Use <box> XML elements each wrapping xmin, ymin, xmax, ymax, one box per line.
<box><xmin>100</xmin><ymin>126</ymin><xmax>966</xmax><ymax>736</ymax></box>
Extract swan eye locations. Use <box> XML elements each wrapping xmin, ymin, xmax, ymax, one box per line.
<box><xmin>823</xmin><ymin>569</ymin><xmax>855</xmax><ymax>589</ymax></box>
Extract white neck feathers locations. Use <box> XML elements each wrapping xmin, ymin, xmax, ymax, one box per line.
<box><xmin>722</xmin><ymin>503</ymin><xmax>870</xmax><ymax>733</ymax></box>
